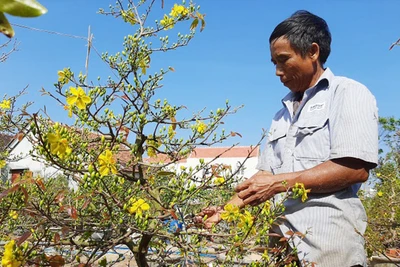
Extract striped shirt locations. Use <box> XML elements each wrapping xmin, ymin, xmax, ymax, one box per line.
<box><xmin>257</xmin><ymin>68</ymin><xmax>378</xmax><ymax>267</ymax></box>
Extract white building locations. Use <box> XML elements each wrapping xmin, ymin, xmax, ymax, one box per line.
<box><xmin>144</xmin><ymin>146</ymin><xmax>260</xmax><ymax>183</ymax></box>
<box><xmin>1</xmin><ymin>130</ymin><xmax>260</xmax><ymax>186</ymax></box>
<box><xmin>0</xmin><ymin>132</ymin><xmax>60</xmax><ymax>182</ymax></box>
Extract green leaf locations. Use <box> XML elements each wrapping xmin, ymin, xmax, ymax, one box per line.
<box><xmin>0</xmin><ymin>12</ymin><xmax>14</xmax><ymax>37</ymax></box>
<box><xmin>190</xmin><ymin>18</ymin><xmax>198</xmax><ymax>31</ymax></box>
<box><xmin>200</xmin><ymin>18</ymin><xmax>206</xmax><ymax>32</ymax></box>
<box><xmin>0</xmin><ymin>0</ymin><xmax>47</xmax><ymax>17</ymax></box>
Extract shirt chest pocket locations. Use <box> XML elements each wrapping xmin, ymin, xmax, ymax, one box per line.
<box><xmin>293</xmin><ymin>115</ymin><xmax>330</xmax><ymax>161</ymax></box>
<box><xmin>266</xmin><ymin>125</ymin><xmax>287</xmax><ymax>172</ymax></box>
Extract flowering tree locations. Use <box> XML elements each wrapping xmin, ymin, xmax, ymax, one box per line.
<box><xmin>0</xmin><ymin>1</ymin><xmax>310</xmax><ymax>267</ymax></box>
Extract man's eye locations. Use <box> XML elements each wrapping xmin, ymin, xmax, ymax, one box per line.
<box><xmin>278</xmin><ymin>57</ymin><xmax>288</xmax><ymax>64</ymax></box>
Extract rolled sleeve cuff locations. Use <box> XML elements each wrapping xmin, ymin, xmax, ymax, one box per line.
<box><xmin>330</xmin><ymin>149</ymin><xmax>378</xmax><ymax>167</ymax></box>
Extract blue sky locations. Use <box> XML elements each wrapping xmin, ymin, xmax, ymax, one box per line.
<box><xmin>1</xmin><ymin>1</ymin><xmax>400</xmax><ymax>146</ymax></box>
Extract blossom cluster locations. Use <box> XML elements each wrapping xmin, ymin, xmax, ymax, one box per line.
<box><xmin>1</xmin><ymin>240</ymin><xmax>23</xmax><ymax>267</ymax></box>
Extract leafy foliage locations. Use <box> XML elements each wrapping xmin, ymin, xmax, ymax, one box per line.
<box><xmin>363</xmin><ymin>117</ymin><xmax>400</xmax><ymax>258</ymax></box>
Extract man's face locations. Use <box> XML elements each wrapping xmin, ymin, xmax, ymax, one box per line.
<box><xmin>270</xmin><ymin>37</ymin><xmax>317</xmax><ymax>93</ymax></box>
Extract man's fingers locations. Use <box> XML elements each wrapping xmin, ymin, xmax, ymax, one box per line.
<box><xmin>237</xmin><ymin>188</ymin><xmax>250</xmax><ymax>200</ymax></box>
<box><xmin>203</xmin><ymin>207</ymin><xmax>219</xmax><ymax>216</ymax></box>
<box><xmin>245</xmin><ymin>195</ymin><xmax>265</xmax><ymax>206</ymax></box>
<box><xmin>195</xmin><ymin>206</ymin><xmax>221</xmax><ymax>223</ymax></box>
<box><xmin>235</xmin><ymin>179</ymin><xmax>250</xmax><ymax>192</ymax></box>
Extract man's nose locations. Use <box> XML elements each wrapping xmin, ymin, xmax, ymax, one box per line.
<box><xmin>275</xmin><ymin>65</ymin><xmax>284</xmax><ymax>77</ymax></box>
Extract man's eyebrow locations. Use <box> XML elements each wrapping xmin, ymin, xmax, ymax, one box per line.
<box><xmin>271</xmin><ymin>54</ymin><xmax>289</xmax><ymax>62</ymax></box>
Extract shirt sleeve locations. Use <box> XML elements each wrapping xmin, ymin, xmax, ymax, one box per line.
<box><xmin>329</xmin><ymin>79</ymin><xmax>378</xmax><ymax>166</ymax></box>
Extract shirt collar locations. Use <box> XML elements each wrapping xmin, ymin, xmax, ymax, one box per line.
<box><xmin>281</xmin><ymin>67</ymin><xmax>334</xmax><ymax>103</ymax></box>
<box><xmin>314</xmin><ymin>67</ymin><xmax>334</xmax><ymax>88</ymax></box>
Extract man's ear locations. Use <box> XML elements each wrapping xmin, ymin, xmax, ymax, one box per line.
<box><xmin>309</xmin><ymin>42</ymin><xmax>320</xmax><ymax>62</ymax></box>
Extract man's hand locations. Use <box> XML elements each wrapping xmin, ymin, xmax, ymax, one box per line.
<box><xmin>194</xmin><ymin>206</ymin><xmax>223</xmax><ymax>229</ymax></box>
<box><xmin>235</xmin><ymin>170</ymin><xmax>277</xmax><ymax>206</ymax></box>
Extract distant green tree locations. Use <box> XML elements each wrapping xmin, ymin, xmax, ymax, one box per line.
<box><xmin>363</xmin><ymin>117</ymin><xmax>400</xmax><ymax>257</ymax></box>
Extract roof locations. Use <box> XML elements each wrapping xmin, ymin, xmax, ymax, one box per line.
<box><xmin>190</xmin><ymin>146</ymin><xmax>259</xmax><ymax>159</ymax></box>
<box><xmin>144</xmin><ymin>146</ymin><xmax>260</xmax><ymax>164</ymax></box>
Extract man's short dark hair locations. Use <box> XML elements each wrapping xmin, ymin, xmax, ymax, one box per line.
<box><xmin>269</xmin><ymin>10</ymin><xmax>331</xmax><ymax>65</ymax></box>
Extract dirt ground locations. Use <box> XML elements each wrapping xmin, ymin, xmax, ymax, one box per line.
<box><xmin>65</xmin><ymin>243</ymin><xmax>263</xmax><ymax>266</ymax></box>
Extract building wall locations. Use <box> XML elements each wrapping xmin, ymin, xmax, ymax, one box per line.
<box><xmin>7</xmin><ymin>134</ymin><xmax>60</xmax><ymax>180</ymax></box>
<box><xmin>179</xmin><ymin>156</ymin><xmax>259</xmax><ymax>180</ymax></box>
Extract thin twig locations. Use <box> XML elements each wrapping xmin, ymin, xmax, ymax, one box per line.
<box><xmin>11</xmin><ymin>23</ymin><xmax>88</xmax><ymax>40</ymax></box>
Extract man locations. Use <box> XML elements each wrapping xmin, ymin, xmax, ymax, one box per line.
<box><xmin>198</xmin><ymin>10</ymin><xmax>378</xmax><ymax>267</ymax></box>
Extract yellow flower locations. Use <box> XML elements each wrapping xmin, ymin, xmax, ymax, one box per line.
<box><xmin>0</xmin><ymin>99</ymin><xmax>11</xmax><ymax>110</ymax></box>
<box><xmin>58</xmin><ymin>71</ymin><xmax>67</xmax><ymax>84</ymax></box>
<box><xmin>0</xmin><ymin>159</ymin><xmax>6</xmax><ymax>168</ymax></box>
<box><xmin>377</xmin><ymin>191</ymin><xmax>383</xmax><ymax>197</ymax></box>
<box><xmin>138</xmin><ymin>56</ymin><xmax>150</xmax><ymax>75</ymax></box>
<box><xmin>169</xmin><ymin>4</ymin><xmax>188</xmax><ymax>17</ymax></box>
<box><xmin>57</xmin><ymin>68</ymin><xmax>71</xmax><ymax>84</ymax></box>
<box><xmin>47</xmin><ymin>131</ymin><xmax>72</xmax><ymax>158</ymax></box>
<box><xmin>98</xmin><ymin>149</ymin><xmax>118</xmax><ymax>177</ymax></box>
<box><xmin>196</xmin><ymin>121</ymin><xmax>207</xmax><ymax>134</ymax></box>
<box><xmin>66</xmin><ymin>86</ymin><xmax>91</xmax><ymax>110</ymax></box>
<box><xmin>1</xmin><ymin>240</ymin><xmax>22</xmax><ymax>267</ymax></box>
<box><xmin>292</xmin><ymin>182</ymin><xmax>311</xmax><ymax>202</ymax></box>
<box><xmin>9</xmin><ymin>211</ymin><xmax>18</xmax><ymax>220</ymax></box>
<box><xmin>220</xmin><ymin>204</ymin><xmax>240</xmax><ymax>222</ymax></box>
<box><xmin>128</xmin><ymin>198</ymin><xmax>150</xmax><ymax>216</ymax></box>
<box><xmin>160</xmin><ymin>15</ymin><xmax>175</xmax><ymax>30</ymax></box>
<box><xmin>261</xmin><ymin>200</ymin><xmax>271</xmax><ymax>216</ymax></box>
<box><xmin>213</xmin><ymin>176</ymin><xmax>225</xmax><ymax>185</ymax></box>
<box><xmin>238</xmin><ymin>210</ymin><xmax>256</xmax><ymax>235</ymax></box>
<box><xmin>146</xmin><ymin>135</ymin><xmax>161</xmax><ymax>158</ymax></box>
<box><xmin>168</xmin><ymin>125</ymin><xmax>176</xmax><ymax>140</ymax></box>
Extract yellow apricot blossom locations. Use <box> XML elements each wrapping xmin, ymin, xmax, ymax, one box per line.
<box><xmin>66</xmin><ymin>86</ymin><xmax>91</xmax><ymax>110</ymax></box>
<box><xmin>1</xmin><ymin>240</ymin><xmax>22</xmax><ymax>267</ymax></box>
<box><xmin>292</xmin><ymin>182</ymin><xmax>311</xmax><ymax>202</ymax></box>
<box><xmin>220</xmin><ymin>204</ymin><xmax>240</xmax><ymax>222</ymax></box>
<box><xmin>0</xmin><ymin>159</ymin><xmax>6</xmax><ymax>168</ymax></box>
<box><xmin>160</xmin><ymin>15</ymin><xmax>174</xmax><ymax>30</ymax></box>
<box><xmin>238</xmin><ymin>210</ymin><xmax>256</xmax><ymax>235</ymax></box>
<box><xmin>58</xmin><ymin>71</ymin><xmax>67</xmax><ymax>84</ymax></box>
<box><xmin>146</xmin><ymin>135</ymin><xmax>161</xmax><ymax>157</ymax></box>
<box><xmin>0</xmin><ymin>99</ymin><xmax>11</xmax><ymax>110</ymax></box>
<box><xmin>196</xmin><ymin>121</ymin><xmax>207</xmax><ymax>134</ymax></box>
<box><xmin>213</xmin><ymin>176</ymin><xmax>225</xmax><ymax>185</ymax></box>
<box><xmin>377</xmin><ymin>191</ymin><xmax>383</xmax><ymax>197</ymax></box>
<box><xmin>57</xmin><ymin>68</ymin><xmax>71</xmax><ymax>84</ymax></box>
<box><xmin>169</xmin><ymin>4</ymin><xmax>188</xmax><ymax>17</ymax></box>
<box><xmin>46</xmin><ymin>131</ymin><xmax>72</xmax><ymax>158</ymax></box>
<box><xmin>128</xmin><ymin>198</ymin><xmax>150</xmax><ymax>217</ymax></box>
<box><xmin>9</xmin><ymin>210</ymin><xmax>18</xmax><ymax>220</ymax></box>
<box><xmin>138</xmin><ymin>56</ymin><xmax>150</xmax><ymax>75</ymax></box>
<box><xmin>98</xmin><ymin>149</ymin><xmax>118</xmax><ymax>176</ymax></box>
